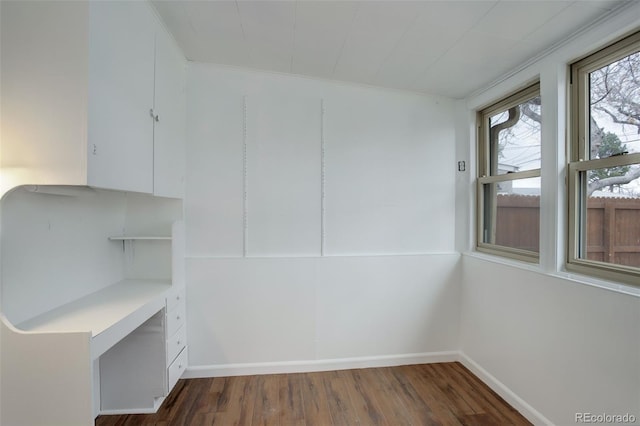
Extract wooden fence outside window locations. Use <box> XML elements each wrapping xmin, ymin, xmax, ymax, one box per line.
<box><xmin>495</xmin><ymin>194</ymin><xmax>640</xmax><ymax>267</ymax></box>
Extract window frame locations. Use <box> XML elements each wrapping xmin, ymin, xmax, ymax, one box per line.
<box><xmin>476</xmin><ymin>82</ymin><xmax>541</xmax><ymax>263</ymax></box>
<box><xmin>567</xmin><ymin>31</ymin><xmax>640</xmax><ymax>286</ymax></box>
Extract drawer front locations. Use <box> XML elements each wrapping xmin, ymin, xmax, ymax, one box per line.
<box><xmin>167</xmin><ymin>324</ymin><xmax>186</xmax><ymax>364</ymax></box>
<box><xmin>166</xmin><ymin>287</ymin><xmax>185</xmax><ymax>312</ymax></box>
<box><xmin>168</xmin><ymin>347</ymin><xmax>187</xmax><ymax>392</ymax></box>
<box><xmin>166</xmin><ymin>301</ymin><xmax>185</xmax><ymax>338</ymax></box>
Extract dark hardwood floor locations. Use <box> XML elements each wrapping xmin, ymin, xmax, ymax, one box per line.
<box><xmin>96</xmin><ymin>362</ymin><xmax>531</xmax><ymax>426</ymax></box>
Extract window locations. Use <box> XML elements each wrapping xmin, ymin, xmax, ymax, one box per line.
<box><xmin>477</xmin><ymin>83</ymin><xmax>541</xmax><ymax>262</ymax></box>
<box><xmin>568</xmin><ymin>31</ymin><xmax>640</xmax><ymax>285</ymax></box>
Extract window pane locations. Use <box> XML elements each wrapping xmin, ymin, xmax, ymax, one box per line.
<box><xmin>489</xmin><ymin>96</ymin><xmax>541</xmax><ymax>175</ymax></box>
<box><xmin>481</xmin><ymin>178</ymin><xmax>540</xmax><ymax>253</ymax></box>
<box><xmin>582</xmin><ymin>166</ymin><xmax>640</xmax><ymax>267</ymax></box>
<box><xmin>589</xmin><ymin>51</ymin><xmax>640</xmax><ymax>160</ymax></box>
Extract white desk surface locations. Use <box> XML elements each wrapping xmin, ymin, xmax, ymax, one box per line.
<box><xmin>18</xmin><ymin>280</ymin><xmax>171</xmax><ymax>337</ymax></box>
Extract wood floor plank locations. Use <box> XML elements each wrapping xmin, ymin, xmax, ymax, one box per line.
<box><xmin>172</xmin><ymin>378</ymin><xmax>213</xmax><ymax>425</ymax></box>
<box><xmin>436</xmin><ymin>363</ymin><xmax>500</xmax><ymax>419</ymax></box>
<box><xmin>381</xmin><ymin>366</ymin><xmax>442</xmax><ymax>425</ymax></box>
<box><xmin>322</xmin><ymin>370</ymin><xmax>360</xmax><ymax>425</ymax></box>
<box><xmin>420</xmin><ymin>363</ymin><xmax>477</xmax><ymax>418</ymax></box>
<box><xmin>186</xmin><ymin>412</ymin><xmax>215</xmax><ymax>426</ymax></box>
<box><xmin>459</xmin><ymin>413</ymin><xmax>504</xmax><ymax>426</ymax></box>
<box><xmin>398</xmin><ymin>364</ymin><xmax>463</xmax><ymax>426</ymax></box>
<box><xmin>300</xmin><ymin>372</ymin><xmax>334</xmax><ymax>426</ymax></box>
<box><xmin>122</xmin><ymin>415</ymin><xmax>156</xmax><ymax>426</ymax></box>
<box><xmin>207</xmin><ymin>376</ymin><xmax>232</xmax><ymax>414</ymax></box>
<box><xmin>339</xmin><ymin>369</ymin><xmax>388</xmax><ymax>426</ymax></box>
<box><xmin>213</xmin><ymin>375</ymin><xmax>257</xmax><ymax>426</ymax></box>
<box><xmin>278</xmin><ymin>373</ymin><xmax>306</xmax><ymax>426</ymax></box>
<box><xmin>153</xmin><ymin>378</ymin><xmax>189</xmax><ymax>423</ymax></box>
<box><xmin>354</xmin><ymin>367</ymin><xmax>416</xmax><ymax>426</ymax></box>
<box><xmin>252</xmin><ymin>374</ymin><xmax>280</xmax><ymax>426</ymax></box>
<box><xmin>96</xmin><ymin>363</ymin><xmax>532</xmax><ymax>426</ymax></box>
<box><xmin>446</xmin><ymin>363</ymin><xmax>529</xmax><ymax>425</ymax></box>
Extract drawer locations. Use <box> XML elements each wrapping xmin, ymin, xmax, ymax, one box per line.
<box><xmin>168</xmin><ymin>347</ymin><xmax>187</xmax><ymax>392</ymax></box>
<box><xmin>166</xmin><ymin>287</ymin><xmax>185</xmax><ymax>312</ymax></box>
<box><xmin>167</xmin><ymin>324</ymin><xmax>186</xmax><ymax>364</ymax></box>
<box><xmin>166</xmin><ymin>301</ymin><xmax>185</xmax><ymax>338</ymax></box>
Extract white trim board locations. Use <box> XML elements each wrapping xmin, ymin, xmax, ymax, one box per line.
<box><xmin>458</xmin><ymin>352</ymin><xmax>553</xmax><ymax>426</ymax></box>
<box><xmin>99</xmin><ymin>396</ymin><xmax>164</xmax><ymax>416</ymax></box>
<box><xmin>183</xmin><ymin>351</ymin><xmax>459</xmax><ymax>378</ymax></box>
<box><xmin>186</xmin><ymin>252</ymin><xmax>459</xmax><ymax>260</ymax></box>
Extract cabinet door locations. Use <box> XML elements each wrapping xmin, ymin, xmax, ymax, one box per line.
<box><xmin>87</xmin><ymin>1</ymin><xmax>155</xmax><ymax>194</ymax></box>
<box><xmin>153</xmin><ymin>26</ymin><xmax>186</xmax><ymax>199</ymax></box>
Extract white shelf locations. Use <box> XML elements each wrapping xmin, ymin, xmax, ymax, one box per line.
<box><xmin>17</xmin><ymin>279</ymin><xmax>171</xmax><ymax>359</ymax></box>
<box><xmin>108</xmin><ymin>236</ymin><xmax>171</xmax><ymax>241</ymax></box>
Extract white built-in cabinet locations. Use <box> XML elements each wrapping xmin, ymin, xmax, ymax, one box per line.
<box><xmin>0</xmin><ymin>1</ymin><xmax>187</xmax><ymax>424</ymax></box>
<box><xmin>0</xmin><ymin>0</ymin><xmax>186</xmax><ymax>198</ymax></box>
<box><xmin>87</xmin><ymin>1</ymin><xmax>156</xmax><ymax>194</ymax></box>
<box><xmin>1</xmin><ymin>190</ymin><xmax>188</xmax><ymax>425</ymax></box>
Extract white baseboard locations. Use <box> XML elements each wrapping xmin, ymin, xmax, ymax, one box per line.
<box><xmin>458</xmin><ymin>352</ymin><xmax>553</xmax><ymax>426</ymax></box>
<box><xmin>98</xmin><ymin>396</ymin><xmax>165</xmax><ymax>416</ymax></box>
<box><xmin>183</xmin><ymin>351</ymin><xmax>459</xmax><ymax>378</ymax></box>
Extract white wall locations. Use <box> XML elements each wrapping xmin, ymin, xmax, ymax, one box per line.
<box><xmin>188</xmin><ymin>254</ymin><xmax>461</xmax><ymax>370</ymax></box>
<box><xmin>460</xmin><ymin>256</ymin><xmax>640</xmax><ymax>425</ymax></box>
<box><xmin>458</xmin><ymin>3</ymin><xmax>640</xmax><ymax>425</ymax></box>
<box><xmin>185</xmin><ymin>64</ymin><xmax>459</xmax><ymax>372</ymax></box>
<box><xmin>187</xmin><ymin>64</ymin><xmax>455</xmax><ymax>257</ymax></box>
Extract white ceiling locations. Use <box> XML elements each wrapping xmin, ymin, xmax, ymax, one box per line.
<box><xmin>152</xmin><ymin>0</ymin><xmax>628</xmax><ymax>99</ymax></box>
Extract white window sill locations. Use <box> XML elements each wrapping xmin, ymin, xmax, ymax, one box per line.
<box><xmin>462</xmin><ymin>251</ymin><xmax>640</xmax><ymax>298</ymax></box>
